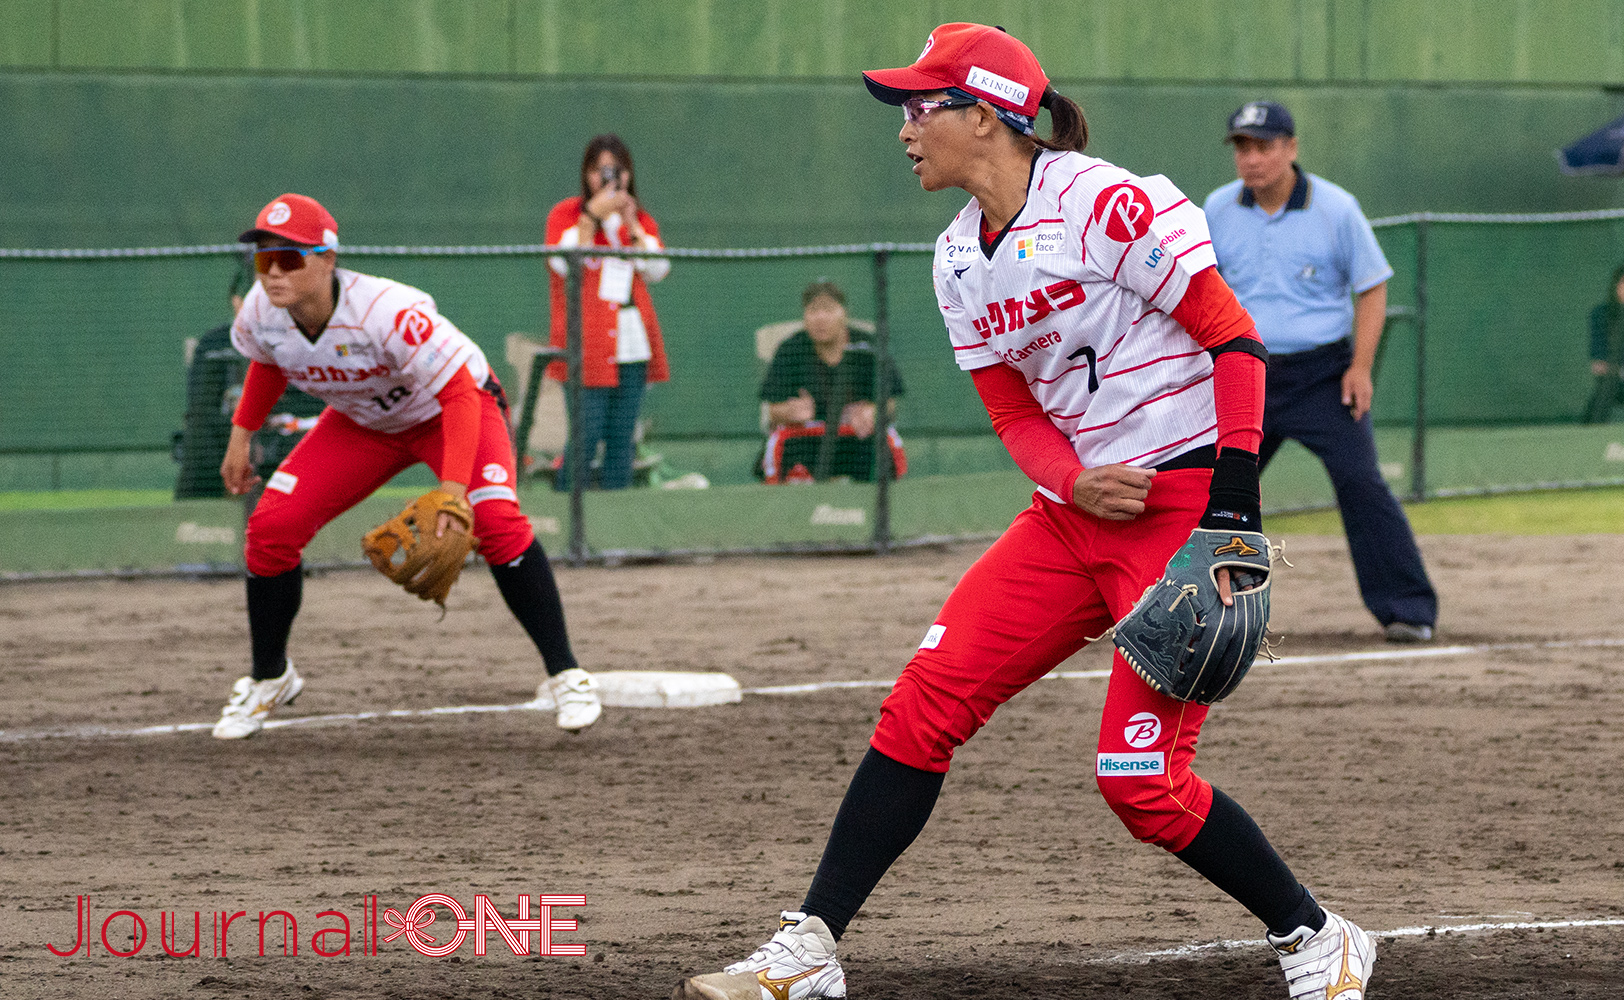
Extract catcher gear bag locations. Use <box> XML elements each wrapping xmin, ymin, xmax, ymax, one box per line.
<box><xmin>1113</xmin><ymin>528</ymin><xmax>1273</xmax><ymax>705</ymax></box>
<box><xmin>362</xmin><ymin>490</ymin><xmax>479</xmax><ymax>608</ymax></box>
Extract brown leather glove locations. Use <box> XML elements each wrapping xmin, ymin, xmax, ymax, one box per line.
<box><xmin>361</xmin><ymin>490</ymin><xmax>479</xmax><ymax>608</ymax></box>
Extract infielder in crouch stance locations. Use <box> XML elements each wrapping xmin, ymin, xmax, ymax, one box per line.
<box><xmin>215</xmin><ymin>193</ymin><xmax>601</xmax><ymax>738</ymax></box>
<box><xmin>677</xmin><ymin>24</ymin><xmax>1374</xmax><ymax>1000</ymax></box>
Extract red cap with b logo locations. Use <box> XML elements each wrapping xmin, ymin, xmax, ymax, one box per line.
<box><xmin>862</xmin><ymin>23</ymin><xmax>1049</xmax><ymax>118</ymax></box>
<box><xmin>240</xmin><ymin>193</ymin><xmax>339</xmax><ymax>247</ymax></box>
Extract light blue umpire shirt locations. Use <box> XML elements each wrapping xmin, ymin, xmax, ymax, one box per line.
<box><xmin>1203</xmin><ymin>166</ymin><xmax>1394</xmax><ymax>355</ymax></box>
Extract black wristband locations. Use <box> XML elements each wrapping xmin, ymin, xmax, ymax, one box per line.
<box><xmin>1200</xmin><ymin>447</ymin><xmax>1262</xmax><ymax>531</ymax></box>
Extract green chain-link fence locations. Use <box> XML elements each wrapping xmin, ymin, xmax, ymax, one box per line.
<box><xmin>4</xmin><ymin>211</ymin><xmax>1624</xmax><ymax>576</ymax></box>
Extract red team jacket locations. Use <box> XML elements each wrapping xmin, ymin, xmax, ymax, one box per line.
<box><xmin>543</xmin><ymin>196</ymin><xmax>671</xmax><ymax>389</ymax></box>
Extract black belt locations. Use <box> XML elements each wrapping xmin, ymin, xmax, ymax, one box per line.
<box><xmin>1270</xmin><ymin>337</ymin><xmax>1351</xmax><ymax>363</ymax></box>
<box><xmin>1153</xmin><ymin>444</ymin><xmax>1215</xmax><ymax>472</ymax></box>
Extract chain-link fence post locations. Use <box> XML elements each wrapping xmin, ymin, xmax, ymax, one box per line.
<box><xmin>1411</xmin><ymin>218</ymin><xmax>1429</xmax><ymax>503</ymax></box>
<box><xmin>871</xmin><ymin>246</ymin><xmax>893</xmax><ymax>553</ymax></box>
<box><xmin>563</xmin><ymin>249</ymin><xmax>588</xmax><ymax>565</ymax></box>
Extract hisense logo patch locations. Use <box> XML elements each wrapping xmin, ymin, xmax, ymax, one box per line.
<box><xmin>1096</xmin><ymin>752</ymin><xmax>1166</xmax><ymax>776</ymax></box>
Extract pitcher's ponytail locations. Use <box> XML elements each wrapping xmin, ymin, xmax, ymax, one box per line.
<box><xmin>1034</xmin><ymin>88</ymin><xmax>1088</xmax><ymax>153</ymax></box>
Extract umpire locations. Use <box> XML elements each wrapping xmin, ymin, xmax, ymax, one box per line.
<box><xmin>1204</xmin><ymin>101</ymin><xmax>1438</xmax><ymax>642</ymax></box>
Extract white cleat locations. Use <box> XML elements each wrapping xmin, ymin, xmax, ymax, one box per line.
<box><xmin>545</xmin><ymin>667</ymin><xmax>602</xmax><ymax>732</ymax></box>
<box><xmin>1269</xmin><ymin>909</ymin><xmax>1376</xmax><ymax>1000</ymax></box>
<box><xmin>212</xmin><ymin>660</ymin><xmax>304</xmax><ymax>740</ymax></box>
<box><xmin>673</xmin><ymin>911</ymin><xmax>846</xmax><ymax>1000</ymax></box>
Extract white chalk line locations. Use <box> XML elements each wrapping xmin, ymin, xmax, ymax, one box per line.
<box><xmin>743</xmin><ymin>637</ymin><xmax>1624</xmax><ymax>695</ymax></box>
<box><xmin>3</xmin><ymin>638</ymin><xmax>1620</xmax><ymax>743</ymax></box>
<box><xmin>1106</xmin><ymin>917</ymin><xmax>1624</xmax><ymax>964</ymax></box>
<box><xmin>0</xmin><ymin>699</ymin><xmax>556</xmax><ymax>743</ymax></box>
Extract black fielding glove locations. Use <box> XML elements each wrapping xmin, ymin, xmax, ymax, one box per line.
<box><xmin>1200</xmin><ymin>447</ymin><xmax>1262</xmax><ymax>532</ymax></box>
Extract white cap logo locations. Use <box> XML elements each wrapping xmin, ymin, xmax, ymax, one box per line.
<box><xmin>1123</xmin><ymin>712</ymin><xmax>1162</xmax><ymax>749</ymax></box>
<box><xmin>1235</xmin><ymin>103</ymin><xmax>1268</xmax><ymax>127</ymax></box>
<box><xmin>964</xmin><ymin>66</ymin><xmax>1030</xmax><ymax>108</ymax></box>
<box><xmin>482</xmin><ymin>463</ymin><xmax>509</xmax><ymax>485</ymax></box>
<box><xmin>266</xmin><ymin>202</ymin><xmax>292</xmax><ymax>226</ymax></box>
<box><xmin>321</xmin><ymin>227</ymin><xmax>339</xmax><ymax>248</ymax></box>
<box><xmin>918</xmin><ymin>33</ymin><xmax>935</xmax><ymax>60</ymax></box>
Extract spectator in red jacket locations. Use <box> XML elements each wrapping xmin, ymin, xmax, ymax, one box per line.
<box><xmin>545</xmin><ymin>134</ymin><xmax>670</xmax><ymax>489</ymax></box>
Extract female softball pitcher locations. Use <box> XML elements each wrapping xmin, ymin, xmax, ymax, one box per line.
<box><xmin>676</xmin><ymin>24</ymin><xmax>1374</xmax><ymax>1000</ymax></box>
<box><xmin>214</xmin><ymin>193</ymin><xmax>601</xmax><ymax>739</ymax></box>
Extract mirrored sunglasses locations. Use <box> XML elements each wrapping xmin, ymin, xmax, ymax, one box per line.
<box><xmin>901</xmin><ymin>95</ymin><xmax>978</xmax><ymax>125</ymax></box>
<box><xmin>253</xmin><ymin>244</ymin><xmax>333</xmax><ymax>274</ymax></box>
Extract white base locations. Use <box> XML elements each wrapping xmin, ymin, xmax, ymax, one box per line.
<box><xmin>531</xmin><ymin>671</ymin><xmax>743</xmax><ymax>710</ymax></box>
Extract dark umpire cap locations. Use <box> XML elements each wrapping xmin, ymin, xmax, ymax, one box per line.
<box><xmin>1226</xmin><ymin>101</ymin><xmax>1295</xmax><ymax>140</ymax></box>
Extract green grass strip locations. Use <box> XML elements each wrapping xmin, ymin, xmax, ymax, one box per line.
<box><xmin>1269</xmin><ymin>486</ymin><xmax>1624</xmax><ymax>535</ymax></box>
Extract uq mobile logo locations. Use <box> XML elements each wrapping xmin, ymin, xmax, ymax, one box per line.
<box><xmin>1146</xmin><ymin>228</ymin><xmax>1187</xmax><ymax>267</ymax></box>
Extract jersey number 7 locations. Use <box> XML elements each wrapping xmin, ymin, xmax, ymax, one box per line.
<box><xmin>1067</xmin><ymin>345</ymin><xmax>1100</xmax><ymax>393</ymax></box>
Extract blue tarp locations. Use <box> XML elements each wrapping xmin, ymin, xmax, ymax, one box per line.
<box><xmin>1559</xmin><ymin>113</ymin><xmax>1624</xmax><ymax>176</ymax></box>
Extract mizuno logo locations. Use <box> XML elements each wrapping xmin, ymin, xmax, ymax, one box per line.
<box><xmin>757</xmin><ymin>965</ymin><xmax>826</xmax><ymax>1000</ymax></box>
<box><xmin>953</xmin><ymin>265</ymin><xmax>970</xmax><ymax>278</ymax></box>
<box><xmin>1214</xmin><ymin>536</ymin><xmax>1260</xmax><ymax>557</ymax></box>
<box><xmin>1325</xmin><ymin>931</ymin><xmax>1365</xmax><ymax>998</ymax></box>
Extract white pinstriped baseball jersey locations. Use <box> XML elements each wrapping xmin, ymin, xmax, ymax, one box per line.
<box><xmin>232</xmin><ymin>268</ymin><xmax>491</xmax><ymax>434</ymax></box>
<box><xmin>933</xmin><ymin>149</ymin><xmax>1220</xmax><ymax>501</ymax></box>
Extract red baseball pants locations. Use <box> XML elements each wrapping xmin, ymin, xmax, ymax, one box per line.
<box><xmin>245</xmin><ymin>392</ymin><xmax>535</xmax><ymax>577</ymax></box>
<box><xmin>870</xmin><ymin>468</ymin><xmax>1218</xmax><ymax>852</ymax></box>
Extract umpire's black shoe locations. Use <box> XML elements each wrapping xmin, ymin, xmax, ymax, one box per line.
<box><xmin>1383</xmin><ymin>622</ymin><xmax>1434</xmax><ymax>643</ymax></box>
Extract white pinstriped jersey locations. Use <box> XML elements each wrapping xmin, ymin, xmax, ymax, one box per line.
<box><xmin>933</xmin><ymin>149</ymin><xmax>1219</xmax><ymax>501</ymax></box>
<box><xmin>232</xmin><ymin>268</ymin><xmax>490</xmax><ymax>434</ymax></box>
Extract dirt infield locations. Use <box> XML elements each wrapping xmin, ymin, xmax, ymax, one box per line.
<box><xmin>2</xmin><ymin>533</ymin><xmax>1622</xmax><ymax>998</ymax></box>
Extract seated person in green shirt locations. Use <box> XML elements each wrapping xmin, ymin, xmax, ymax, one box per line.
<box><xmin>758</xmin><ymin>280</ymin><xmax>906</xmax><ymax>482</ymax></box>
<box><xmin>1585</xmin><ymin>263</ymin><xmax>1624</xmax><ymax>424</ymax></box>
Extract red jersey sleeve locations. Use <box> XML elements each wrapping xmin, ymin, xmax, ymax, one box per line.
<box><xmin>435</xmin><ymin>366</ymin><xmax>483</xmax><ymax>487</ymax></box>
<box><xmin>231</xmin><ymin>360</ymin><xmax>289</xmax><ymax>432</ymax></box>
<box><xmin>972</xmin><ymin>363</ymin><xmax>1083</xmax><ymax>500</ymax></box>
<box><xmin>1170</xmin><ymin>267</ymin><xmax>1265</xmax><ymax>454</ymax></box>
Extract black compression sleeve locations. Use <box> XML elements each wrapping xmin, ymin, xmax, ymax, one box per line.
<box><xmin>1174</xmin><ymin>786</ymin><xmax>1325</xmax><ymax>936</ymax></box>
<box><xmin>488</xmin><ymin>539</ymin><xmax>579</xmax><ymax>677</ymax></box>
<box><xmin>246</xmin><ymin>566</ymin><xmax>302</xmax><ymax>680</ymax></box>
<box><xmin>801</xmin><ymin>747</ymin><xmax>945</xmax><ymax>941</ymax></box>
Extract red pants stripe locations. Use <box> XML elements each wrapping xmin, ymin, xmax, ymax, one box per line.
<box><xmin>245</xmin><ymin>392</ymin><xmax>535</xmax><ymax>576</ymax></box>
<box><xmin>870</xmin><ymin>469</ymin><xmax>1217</xmax><ymax>851</ymax></box>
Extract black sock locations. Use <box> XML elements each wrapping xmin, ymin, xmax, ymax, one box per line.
<box><xmin>488</xmin><ymin>540</ymin><xmax>578</xmax><ymax>677</ymax></box>
<box><xmin>1173</xmin><ymin>786</ymin><xmax>1326</xmax><ymax>937</ymax></box>
<box><xmin>246</xmin><ymin>566</ymin><xmax>302</xmax><ymax>680</ymax></box>
<box><xmin>801</xmin><ymin>747</ymin><xmax>945</xmax><ymax>941</ymax></box>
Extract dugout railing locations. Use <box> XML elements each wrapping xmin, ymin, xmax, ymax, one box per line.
<box><xmin>3</xmin><ymin>210</ymin><xmax>1624</xmax><ymax>577</ymax></box>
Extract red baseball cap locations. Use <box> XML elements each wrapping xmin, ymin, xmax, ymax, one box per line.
<box><xmin>863</xmin><ymin>23</ymin><xmax>1049</xmax><ymax>118</ymax></box>
<box><xmin>240</xmin><ymin>193</ymin><xmax>339</xmax><ymax>247</ymax></box>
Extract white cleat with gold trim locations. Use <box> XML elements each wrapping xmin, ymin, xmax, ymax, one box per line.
<box><xmin>1268</xmin><ymin>908</ymin><xmax>1376</xmax><ymax>999</ymax></box>
<box><xmin>212</xmin><ymin>660</ymin><xmax>304</xmax><ymax>740</ymax></box>
<box><xmin>673</xmin><ymin>911</ymin><xmax>846</xmax><ymax>1000</ymax></box>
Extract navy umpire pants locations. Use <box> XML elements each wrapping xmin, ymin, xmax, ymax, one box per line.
<box><xmin>1259</xmin><ymin>338</ymin><xmax>1438</xmax><ymax>628</ymax></box>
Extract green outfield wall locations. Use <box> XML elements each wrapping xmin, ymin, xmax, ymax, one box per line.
<box><xmin>6</xmin><ymin>0</ymin><xmax>1624</xmax><ymax>85</ymax></box>
<box><xmin>1</xmin><ymin>72</ymin><xmax>1620</xmax><ymax>250</ymax></box>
